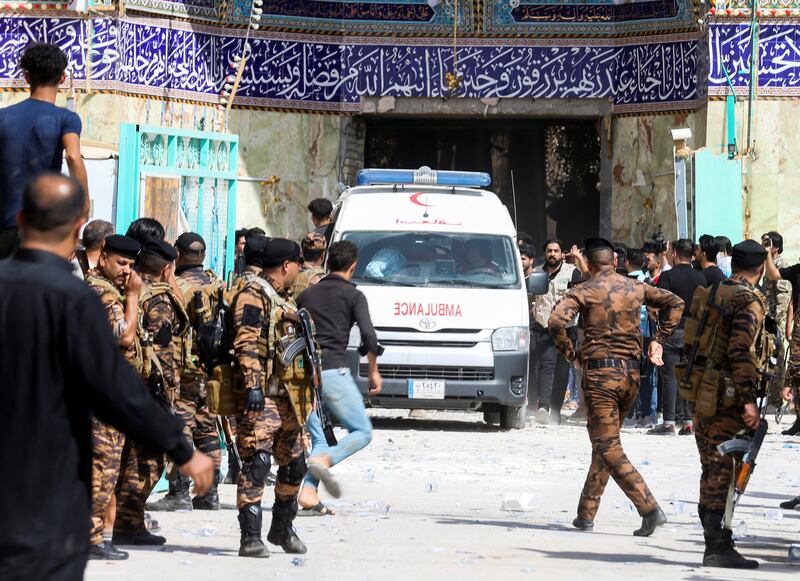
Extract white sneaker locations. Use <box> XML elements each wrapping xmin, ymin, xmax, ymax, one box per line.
<box><xmin>535</xmin><ymin>408</ymin><xmax>550</xmax><ymax>425</ymax></box>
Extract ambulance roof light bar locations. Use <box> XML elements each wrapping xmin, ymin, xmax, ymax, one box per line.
<box><xmin>356</xmin><ymin>166</ymin><xmax>492</xmax><ymax>188</ymax></box>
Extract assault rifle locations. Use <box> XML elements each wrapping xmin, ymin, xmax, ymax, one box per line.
<box><xmin>296</xmin><ymin>308</ymin><xmax>337</xmax><ymax>446</ymax></box>
<box><xmin>216</xmin><ymin>415</ymin><xmax>242</xmax><ymax>472</ymax></box>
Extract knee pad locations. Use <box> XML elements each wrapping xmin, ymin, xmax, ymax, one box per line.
<box><xmin>243</xmin><ymin>451</ymin><xmax>270</xmax><ymax>486</ymax></box>
<box><xmin>277</xmin><ymin>456</ymin><xmax>307</xmax><ymax>486</ymax></box>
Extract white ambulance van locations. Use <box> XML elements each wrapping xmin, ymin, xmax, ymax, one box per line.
<box><xmin>330</xmin><ymin>167</ymin><xmax>547</xmax><ymax>429</ymax></box>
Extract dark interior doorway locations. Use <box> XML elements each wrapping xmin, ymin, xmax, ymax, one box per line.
<box><xmin>363</xmin><ymin>118</ymin><xmax>601</xmax><ymax>250</ymax></box>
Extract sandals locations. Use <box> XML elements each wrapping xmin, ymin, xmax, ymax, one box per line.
<box><xmin>299</xmin><ymin>502</ymin><xmax>336</xmax><ymax>517</ymax></box>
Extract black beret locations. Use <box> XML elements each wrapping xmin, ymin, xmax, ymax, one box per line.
<box><xmin>175</xmin><ymin>232</ymin><xmax>206</xmax><ymax>251</ymax></box>
<box><xmin>583</xmin><ymin>237</ymin><xmax>615</xmax><ymax>252</ymax></box>
<box><xmin>103</xmin><ymin>235</ymin><xmax>140</xmax><ymax>260</ymax></box>
<box><xmin>732</xmin><ymin>239</ymin><xmax>767</xmax><ymax>268</ymax></box>
<box><xmin>262</xmin><ymin>238</ymin><xmax>302</xmax><ymax>268</ymax></box>
<box><xmin>243</xmin><ymin>234</ymin><xmax>270</xmax><ymax>267</ymax></box>
<box><xmin>142</xmin><ymin>238</ymin><xmax>178</xmax><ymax>262</ymax></box>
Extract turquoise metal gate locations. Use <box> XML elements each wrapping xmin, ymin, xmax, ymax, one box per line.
<box><xmin>116</xmin><ymin>124</ymin><xmax>239</xmax><ymax>277</ymax></box>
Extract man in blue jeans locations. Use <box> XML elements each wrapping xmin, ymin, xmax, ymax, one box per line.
<box><xmin>295</xmin><ymin>240</ymin><xmax>383</xmax><ymax>514</ymax></box>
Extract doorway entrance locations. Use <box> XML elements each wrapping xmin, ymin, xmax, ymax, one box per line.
<box><xmin>363</xmin><ymin>118</ymin><xmax>601</xmax><ymax>250</ymax></box>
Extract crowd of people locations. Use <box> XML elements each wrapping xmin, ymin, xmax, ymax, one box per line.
<box><xmin>519</xmin><ymin>231</ymin><xmax>798</xmax><ymax>438</ymax></box>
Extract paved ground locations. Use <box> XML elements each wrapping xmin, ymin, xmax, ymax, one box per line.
<box><xmin>87</xmin><ymin>410</ymin><xmax>800</xmax><ymax>580</ymax></box>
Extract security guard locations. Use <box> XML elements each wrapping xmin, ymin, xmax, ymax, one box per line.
<box><xmin>548</xmin><ymin>238</ymin><xmax>683</xmax><ymax>536</ymax></box>
<box><xmin>149</xmin><ymin>232</ymin><xmax>224</xmax><ymax>511</ymax></box>
<box><xmin>232</xmin><ymin>238</ymin><xmax>310</xmax><ymax>558</ymax></box>
<box><xmin>85</xmin><ymin>235</ymin><xmax>142</xmax><ymax>560</ymax></box>
<box><xmin>114</xmin><ymin>239</ymin><xmax>189</xmax><ymax>546</ymax></box>
<box><xmin>692</xmin><ymin>240</ymin><xmax>769</xmax><ymax>569</ymax></box>
<box><xmin>291</xmin><ymin>232</ymin><xmax>326</xmax><ymax>296</ymax></box>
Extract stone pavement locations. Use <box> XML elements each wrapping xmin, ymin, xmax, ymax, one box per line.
<box><xmin>86</xmin><ymin>411</ymin><xmax>800</xmax><ymax>580</ymax></box>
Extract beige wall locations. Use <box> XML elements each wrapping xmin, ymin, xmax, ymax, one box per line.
<box><xmin>706</xmin><ymin>100</ymin><xmax>800</xmax><ymax>261</ymax></box>
<box><xmin>0</xmin><ymin>92</ymin><xmax>341</xmax><ymax>241</ymax></box>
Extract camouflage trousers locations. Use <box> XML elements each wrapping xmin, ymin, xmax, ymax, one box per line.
<box><xmin>578</xmin><ymin>366</ymin><xmax>659</xmax><ymax>520</ymax></box>
<box><xmin>175</xmin><ymin>382</ymin><xmax>222</xmax><ymax>474</ymax></box>
<box><xmin>789</xmin><ymin>310</ymin><xmax>800</xmax><ymax>404</ymax></box>
<box><xmin>90</xmin><ymin>419</ymin><xmax>125</xmax><ymax>546</ymax></box>
<box><xmin>236</xmin><ymin>396</ymin><xmax>305</xmax><ymax>508</ymax></box>
<box><xmin>694</xmin><ymin>405</ymin><xmax>747</xmax><ymax>513</ymax></box>
<box><xmin>114</xmin><ymin>439</ymin><xmax>164</xmax><ymax>533</ymax></box>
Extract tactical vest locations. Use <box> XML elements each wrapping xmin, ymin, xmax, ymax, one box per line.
<box><xmin>291</xmin><ymin>265</ymin><xmax>325</xmax><ymax>297</ymax></box>
<box><xmin>176</xmin><ymin>269</ymin><xmax>224</xmax><ymax>376</ymax></box>
<box><xmin>85</xmin><ymin>273</ymin><xmax>144</xmax><ymax>376</ymax></box>
<box><xmin>238</xmin><ymin>276</ymin><xmax>314</xmax><ymax>425</ymax></box>
<box><xmin>139</xmin><ymin>281</ymin><xmax>191</xmax><ymax>381</ymax></box>
<box><xmin>676</xmin><ymin>281</ymin><xmax>775</xmax><ymax>417</ymax></box>
<box><xmin>531</xmin><ymin>263</ymin><xmax>578</xmax><ymax>329</ymax></box>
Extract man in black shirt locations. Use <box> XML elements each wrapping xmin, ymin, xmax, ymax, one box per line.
<box><xmin>0</xmin><ymin>174</ymin><xmax>213</xmax><ymax>580</ymax></box>
<box><xmin>696</xmin><ymin>234</ymin><xmax>726</xmax><ymax>286</ymax></box>
<box><xmin>296</xmin><ymin>240</ymin><xmax>382</xmax><ymax>513</ymax></box>
<box><xmin>648</xmin><ymin>239</ymin><xmax>707</xmax><ymax>436</ymax></box>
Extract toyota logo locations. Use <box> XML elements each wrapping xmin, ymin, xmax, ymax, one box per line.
<box><xmin>419</xmin><ymin>318</ymin><xmax>437</xmax><ymax>330</ymax></box>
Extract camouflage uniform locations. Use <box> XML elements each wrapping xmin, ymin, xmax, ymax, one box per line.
<box><xmin>85</xmin><ymin>269</ymin><xmax>141</xmax><ymax>546</ymax></box>
<box><xmin>114</xmin><ymin>276</ymin><xmax>186</xmax><ymax>535</ymax></box>
<box><xmin>764</xmin><ymin>254</ymin><xmax>791</xmax><ymax>336</ymax></box>
<box><xmin>176</xmin><ymin>266</ymin><xmax>224</xmax><ymax>503</ymax></box>
<box><xmin>548</xmin><ymin>269</ymin><xmax>683</xmax><ymax>522</ymax></box>
<box><xmin>233</xmin><ymin>274</ymin><xmax>308</xmax><ymax>557</ymax></box>
<box><xmin>694</xmin><ymin>279</ymin><xmax>765</xmax><ymax>514</ymax></box>
<box><xmin>291</xmin><ymin>264</ymin><xmax>325</xmax><ymax>297</ymax></box>
<box><xmin>234</xmin><ymin>276</ymin><xmax>305</xmax><ymax>509</ymax></box>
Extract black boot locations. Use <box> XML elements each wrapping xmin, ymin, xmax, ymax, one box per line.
<box><xmin>782</xmin><ymin>417</ymin><xmax>800</xmax><ymax>436</ymax></box>
<box><xmin>238</xmin><ymin>504</ymin><xmax>270</xmax><ymax>558</ymax></box>
<box><xmin>112</xmin><ymin>530</ymin><xmax>166</xmax><ymax>546</ymax></box>
<box><xmin>633</xmin><ymin>506</ymin><xmax>667</xmax><ymax>537</ymax></box>
<box><xmin>193</xmin><ymin>472</ymin><xmax>220</xmax><ymax>510</ymax></box>
<box><xmin>267</xmin><ymin>498</ymin><xmax>307</xmax><ymax>554</ymax></box>
<box><xmin>147</xmin><ymin>473</ymin><xmax>192</xmax><ymax>511</ymax></box>
<box><xmin>780</xmin><ymin>496</ymin><xmax>800</xmax><ymax>510</ymax></box>
<box><xmin>572</xmin><ymin>517</ymin><xmax>594</xmax><ymax>530</ymax></box>
<box><xmin>88</xmin><ymin>541</ymin><xmax>129</xmax><ymax>560</ymax></box>
<box><xmin>702</xmin><ymin>511</ymin><xmax>758</xmax><ymax>569</ymax></box>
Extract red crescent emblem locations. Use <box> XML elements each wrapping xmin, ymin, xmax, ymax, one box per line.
<box><xmin>410</xmin><ymin>192</ymin><xmax>436</xmax><ymax>208</ymax></box>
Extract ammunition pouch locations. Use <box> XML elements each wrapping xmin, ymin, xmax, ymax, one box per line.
<box><xmin>207</xmin><ymin>364</ymin><xmax>246</xmax><ymax>416</ymax></box>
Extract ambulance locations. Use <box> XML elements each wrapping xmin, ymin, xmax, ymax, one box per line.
<box><xmin>330</xmin><ymin>167</ymin><xmax>547</xmax><ymax>429</ymax></box>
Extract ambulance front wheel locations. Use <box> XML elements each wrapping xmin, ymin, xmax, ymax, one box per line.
<box><xmin>500</xmin><ymin>405</ymin><xmax>526</xmax><ymax>430</ymax></box>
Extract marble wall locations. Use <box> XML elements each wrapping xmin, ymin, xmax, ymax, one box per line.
<box><xmin>0</xmin><ymin>91</ymin><xmax>341</xmax><ymax>240</ymax></box>
<box><xmin>610</xmin><ymin>109</ymin><xmax>708</xmax><ymax>247</ymax></box>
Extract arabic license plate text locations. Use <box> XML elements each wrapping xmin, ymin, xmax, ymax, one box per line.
<box><xmin>408</xmin><ymin>379</ymin><xmax>445</xmax><ymax>399</ymax></box>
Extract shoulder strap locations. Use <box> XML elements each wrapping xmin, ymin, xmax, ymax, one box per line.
<box><xmin>86</xmin><ymin>274</ymin><xmax>124</xmax><ymax>303</ymax></box>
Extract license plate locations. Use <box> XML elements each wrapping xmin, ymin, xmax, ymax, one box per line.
<box><xmin>408</xmin><ymin>379</ymin><xmax>445</xmax><ymax>399</ymax></box>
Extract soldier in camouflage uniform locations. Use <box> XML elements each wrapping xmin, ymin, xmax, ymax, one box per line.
<box><xmin>85</xmin><ymin>235</ymin><xmax>142</xmax><ymax>560</ymax></box>
<box><xmin>548</xmin><ymin>238</ymin><xmax>683</xmax><ymax>536</ymax></box>
<box><xmin>149</xmin><ymin>232</ymin><xmax>225</xmax><ymax>511</ymax></box>
<box><xmin>232</xmin><ymin>238</ymin><xmax>309</xmax><ymax>558</ymax></box>
<box><xmin>291</xmin><ymin>232</ymin><xmax>326</xmax><ymax>297</ymax></box>
<box><xmin>692</xmin><ymin>240</ymin><xmax>767</xmax><ymax>569</ymax></box>
<box><xmin>114</xmin><ymin>239</ymin><xmax>189</xmax><ymax>547</ymax></box>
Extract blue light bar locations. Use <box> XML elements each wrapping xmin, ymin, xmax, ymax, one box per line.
<box><xmin>356</xmin><ymin>166</ymin><xmax>492</xmax><ymax>188</ymax></box>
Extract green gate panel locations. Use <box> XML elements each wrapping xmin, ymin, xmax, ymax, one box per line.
<box><xmin>694</xmin><ymin>148</ymin><xmax>743</xmax><ymax>243</ymax></box>
<box><xmin>116</xmin><ymin>124</ymin><xmax>239</xmax><ymax>279</ymax></box>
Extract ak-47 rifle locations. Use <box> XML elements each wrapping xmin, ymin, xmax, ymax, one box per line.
<box><xmin>216</xmin><ymin>415</ymin><xmax>242</xmax><ymax>472</ymax></box>
<box><xmin>296</xmin><ymin>308</ymin><xmax>337</xmax><ymax>446</ymax></box>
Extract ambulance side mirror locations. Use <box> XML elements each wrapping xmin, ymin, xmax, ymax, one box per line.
<box><xmin>527</xmin><ymin>271</ymin><xmax>548</xmax><ymax>295</ymax></box>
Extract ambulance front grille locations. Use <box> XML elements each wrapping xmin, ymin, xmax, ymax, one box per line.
<box><xmin>360</xmin><ymin>364</ymin><xmax>494</xmax><ymax>382</ymax></box>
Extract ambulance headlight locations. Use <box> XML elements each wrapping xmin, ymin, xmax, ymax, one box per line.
<box><xmin>491</xmin><ymin>327</ymin><xmax>529</xmax><ymax>351</ymax></box>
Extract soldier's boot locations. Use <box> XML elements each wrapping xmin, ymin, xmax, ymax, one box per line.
<box><xmin>572</xmin><ymin>517</ymin><xmax>594</xmax><ymax>531</ymax></box>
<box><xmin>267</xmin><ymin>498</ymin><xmax>307</xmax><ymax>554</ymax></box>
<box><xmin>779</xmin><ymin>496</ymin><xmax>800</xmax><ymax>510</ymax></box>
<box><xmin>781</xmin><ymin>417</ymin><xmax>800</xmax><ymax>436</ymax></box>
<box><xmin>633</xmin><ymin>506</ymin><xmax>667</xmax><ymax>537</ymax></box>
<box><xmin>147</xmin><ymin>473</ymin><xmax>192</xmax><ymax>511</ymax></box>
<box><xmin>193</xmin><ymin>472</ymin><xmax>220</xmax><ymax>510</ymax></box>
<box><xmin>88</xmin><ymin>541</ymin><xmax>129</xmax><ymax>560</ymax></box>
<box><xmin>702</xmin><ymin>511</ymin><xmax>758</xmax><ymax>569</ymax></box>
<box><xmin>238</xmin><ymin>504</ymin><xmax>270</xmax><ymax>558</ymax></box>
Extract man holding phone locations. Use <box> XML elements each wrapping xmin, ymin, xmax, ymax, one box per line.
<box><xmin>296</xmin><ymin>240</ymin><xmax>383</xmax><ymax>515</ymax></box>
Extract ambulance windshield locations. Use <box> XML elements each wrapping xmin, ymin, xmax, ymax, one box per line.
<box><xmin>343</xmin><ymin>231</ymin><xmax>521</xmax><ymax>289</ymax></box>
